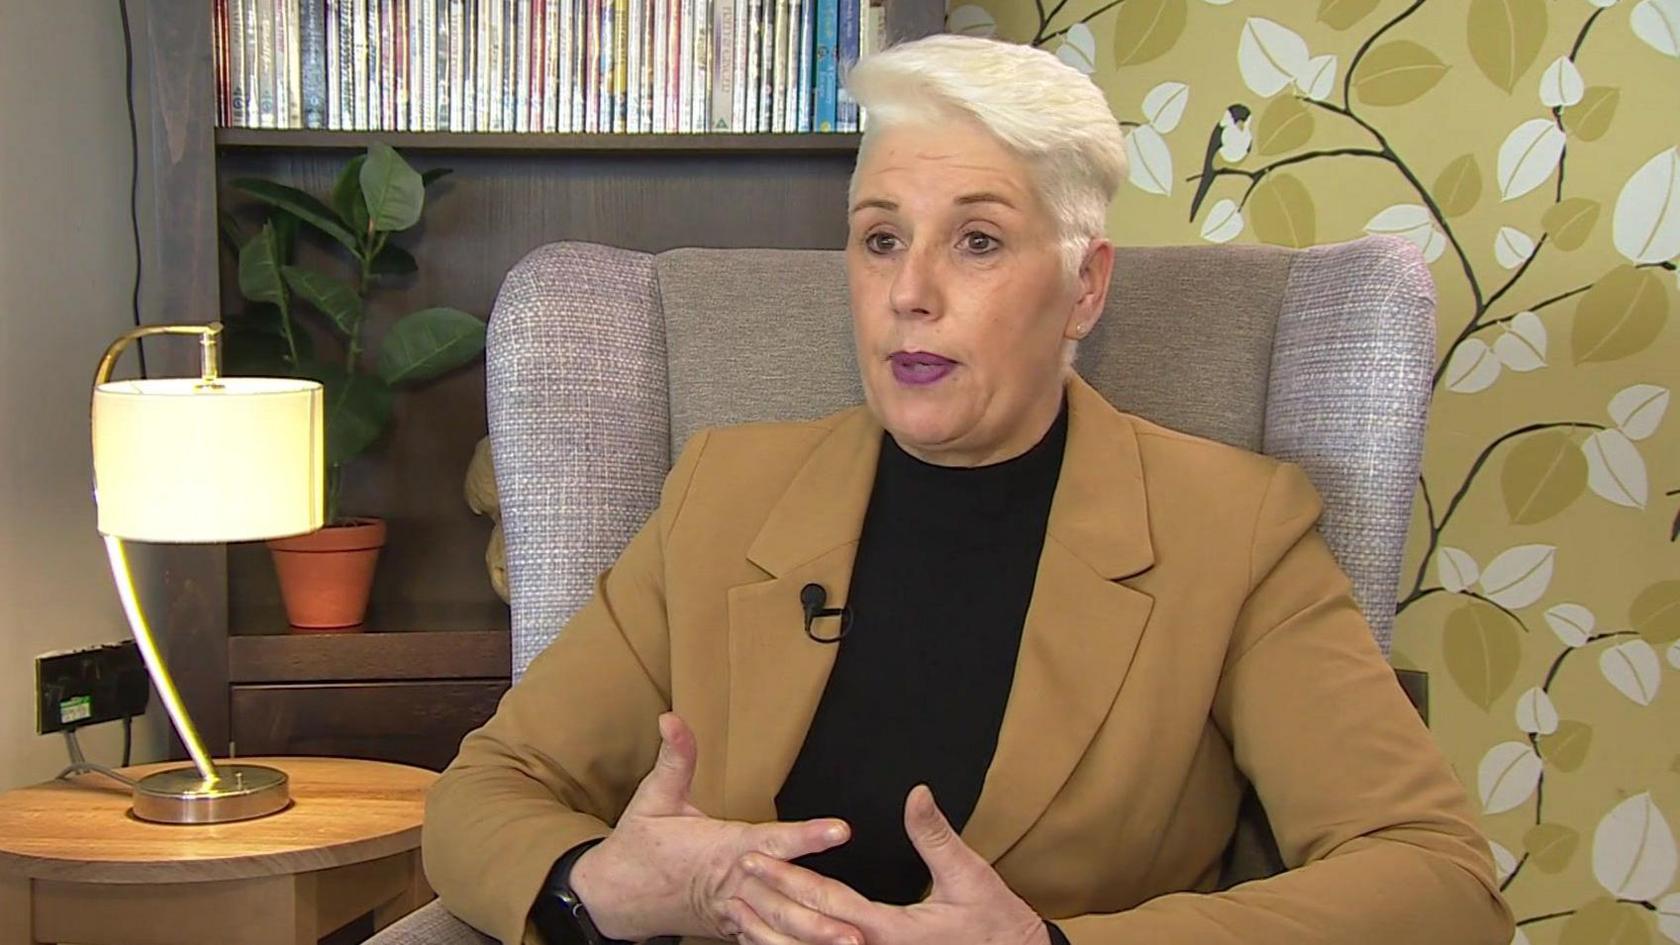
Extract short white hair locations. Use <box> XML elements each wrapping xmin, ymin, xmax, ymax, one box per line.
<box><xmin>845</xmin><ymin>34</ymin><xmax>1128</xmax><ymax>277</ymax></box>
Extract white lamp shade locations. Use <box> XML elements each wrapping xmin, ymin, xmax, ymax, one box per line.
<box><xmin>93</xmin><ymin>377</ymin><xmax>325</xmax><ymax>543</ymax></box>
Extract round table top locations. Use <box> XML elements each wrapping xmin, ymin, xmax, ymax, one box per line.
<box><xmin>0</xmin><ymin>756</ymin><xmax>435</xmax><ymax>884</ymax></box>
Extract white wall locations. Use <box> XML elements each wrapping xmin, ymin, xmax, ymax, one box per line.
<box><xmin>0</xmin><ymin>0</ymin><xmax>166</xmax><ymax>789</ymax></box>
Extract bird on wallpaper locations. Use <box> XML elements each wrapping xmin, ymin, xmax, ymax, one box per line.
<box><xmin>1187</xmin><ymin>104</ymin><xmax>1253</xmax><ymax>223</ymax></box>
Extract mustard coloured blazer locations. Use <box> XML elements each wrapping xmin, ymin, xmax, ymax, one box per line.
<box><xmin>422</xmin><ymin>375</ymin><xmax>1514</xmax><ymax>945</ymax></box>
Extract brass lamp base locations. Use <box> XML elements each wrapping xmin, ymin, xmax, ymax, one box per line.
<box><xmin>131</xmin><ymin>763</ymin><xmax>291</xmax><ymax>824</ymax></box>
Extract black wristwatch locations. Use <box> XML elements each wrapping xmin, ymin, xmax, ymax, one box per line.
<box><xmin>533</xmin><ymin>838</ymin><xmax>631</xmax><ymax>945</ymax></box>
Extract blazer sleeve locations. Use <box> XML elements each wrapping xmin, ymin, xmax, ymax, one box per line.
<box><xmin>1055</xmin><ymin>462</ymin><xmax>1514</xmax><ymax>945</ymax></box>
<box><xmin>421</xmin><ymin>431</ymin><xmax>711</xmax><ymax>945</ymax></box>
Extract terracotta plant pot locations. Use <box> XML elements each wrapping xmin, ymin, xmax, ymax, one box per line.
<box><xmin>267</xmin><ymin>517</ymin><xmax>387</xmax><ymax>631</ymax></box>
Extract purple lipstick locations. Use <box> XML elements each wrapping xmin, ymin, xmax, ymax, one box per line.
<box><xmin>889</xmin><ymin>350</ymin><xmax>957</xmax><ymax>386</ymax></box>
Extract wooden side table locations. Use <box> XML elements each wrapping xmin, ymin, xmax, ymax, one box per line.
<box><xmin>0</xmin><ymin>756</ymin><xmax>436</xmax><ymax>945</ymax></box>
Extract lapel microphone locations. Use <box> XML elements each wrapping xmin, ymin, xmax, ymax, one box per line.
<box><xmin>799</xmin><ymin>583</ymin><xmax>852</xmax><ymax>643</ymax></box>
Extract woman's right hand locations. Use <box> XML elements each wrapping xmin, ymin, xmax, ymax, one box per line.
<box><xmin>568</xmin><ymin>713</ymin><xmax>861</xmax><ymax>945</ymax></box>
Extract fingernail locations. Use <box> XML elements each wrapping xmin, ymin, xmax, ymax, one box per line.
<box><xmin>826</xmin><ymin>825</ymin><xmax>847</xmax><ymax>842</ymax></box>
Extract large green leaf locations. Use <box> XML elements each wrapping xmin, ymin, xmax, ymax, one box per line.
<box><xmin>1500</xmin><ymin>428</ymin><xmax>1587</xmax><ymax>524</ymax></box>
<box><xmin>376</xmin><ymin>307</ymin><xmax>486</xmax><ymax>385</ymax></box>
<box><xmin>1522</xmin><ymin>822</ymin><xmax>1580</xmax><ymax>874</ymax></box>
<box><xmin>1543</xmin><ymin>197</ymin><xmax>1601</xmax><ymax>251</ymax></box>
<box><xmin>360</xmin><ymin>143</ymin><xmax>425</xmax><ymax>232</ymax></box>
<box><xmin>1443</xmin><ymin>600</ymin><xmax>1520</xmax><ymax>711</ymax></box>
<box><xmin>1353</xmin><ymin>40</ymin><xmax>1451</xmax><ymax>106</ymax></box>
<box><xmin>332</xmin><ymin>154</ymin><xmax>371</xmax><ymax>238</ymax></box>
<box><xmin>1631</xmin><ymin>580</ymin><xmax>1680</xmax><ymax>644</ymax></box>
<box><xmin>1559</xmin><ymin>898</ymin><xmax>1649</xmax><ymax>945</ymax></box>
<box><xmin>1111</xmin><ymin>0</ymin><xmax>1187</xmax><ymax>66</ymax></box>
<box><xmin>231</xmin><ymin>178</ymin><xmax>358</xmax><ymax>252</ymax></box>
<box><xmin>1249</xmin><ymin>173</ymin><xmax>1317</xmax><ymax>248</ymax></box>
<box><xmin>282</xmin><ymin>265</ymin><xmax>362</xmax><ymax>337</ymax></box>
<box><xmin>1255</xmin><ymin>96</ymin><xmax>1314</xmax><ymax>156</ymax></box>
<box><xmin>1572</xmin><ymin>265</ymin><xmax>1669</xmax><ymax>364</ymax></box>
<box><xmin>1433</xmin><ymin>154</ymin><xmax>1483</xmax><ymax>219</ymax></box>
<box><xmin>1467</xmin><ymin>0</ymin><xmax>1546</xmax><ymax>93</ymax></box>
<box><xmin>297</xmin><ymin>362</ymin><xmax>395</xmax><ymax>465</ymax></box>
<box><xmin>371</xmin><ymin>243</ymin><xmax>419</xmax><ymax>276</ymax></box>
<box><xmin>1317</xmin><ymin>0</ymin><xmax>1381</xmax><ymax>30</ymax></box>
<box><xmin>237</xmin><ymin>223</ymin><xmax>288</xmax><ymax>308</ymax></box>
<box><xmin>1537</xmin><ymin>719</ymin><xmax>1592</xmax><ymax>771</ymax></box>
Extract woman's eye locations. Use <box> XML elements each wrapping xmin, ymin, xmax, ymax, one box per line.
<box><xmin>962</xmin><ymin>232</ymin><xmax>1000</xmax><ymax>253</ymax></box>
<box><xmin>865</xmin><ymin>233</ymin><xmax>900</xmax><ymax>254</ymax></box>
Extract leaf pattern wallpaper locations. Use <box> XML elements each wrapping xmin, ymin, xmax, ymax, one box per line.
<box><xmin>945</xmin><ymin>0</ymin><xmax>1679</xmax><ymax>940</ymax></box>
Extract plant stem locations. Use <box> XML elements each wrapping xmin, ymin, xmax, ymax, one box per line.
<box><xmin>326</xmin><ymin>463</ymin><xmax>343</xmax><ymax>526</ymax></box>
<box><xmin>1397</xmin><ymin>422</ymin><xmax>1607</xmax><ymax>611</ymax></box>
<box><xmin>1038</xmin><ymin>0</ymin><xmax>1126</xmax><ymax>45</ymax></box>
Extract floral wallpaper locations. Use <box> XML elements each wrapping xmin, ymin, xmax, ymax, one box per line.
<box><xmin>946</xmin><ymin>0</ymin><xmax>1680</xmax><ymax>940</ymax></box>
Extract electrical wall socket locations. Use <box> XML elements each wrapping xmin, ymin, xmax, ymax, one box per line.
<box><xmin>34</xmin><ymin>640</ymin><xmax>150</xmax><ymax>734</ymax></box>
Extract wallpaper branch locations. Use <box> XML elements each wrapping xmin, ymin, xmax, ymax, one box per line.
<box><xmin>951</xmin><ymin>0</ymin><xmax>1680</xmax><ymax>940</ymax></box>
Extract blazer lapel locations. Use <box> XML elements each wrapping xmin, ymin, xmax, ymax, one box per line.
<box><xmin>961</xmin><ymin>377</ymin><xmax>1158</xmax><ymax>865</ymax></box>
<box><xmin>724</xmin><ymin>408</ymin><xmax>882</xmax><ymax>822</ymax></box>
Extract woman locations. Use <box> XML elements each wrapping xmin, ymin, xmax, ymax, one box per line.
<box><xmin>423</xmin><ymin>35</ymin><xmax>1513</xmax><ymax>945</ymax></box>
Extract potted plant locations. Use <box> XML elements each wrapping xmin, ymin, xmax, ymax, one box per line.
<box><xmin>223</xmin><ymin>144</ymin><xmax>485</xmax><ymax>630</ymax></box>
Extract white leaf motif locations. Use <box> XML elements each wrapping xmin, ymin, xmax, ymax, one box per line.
<box><xmin>1365</xmin><ymin>204</ymin><xmax>1446</xmax><ymax>262</ymax></box>
<box><xmin>1142</xmin><ymin>81</ymin><xmax>1190</xmax><ymax>133</ymax></box>
<box><xmin>1056</xmin><ymin>23</ymin><xmax>1097</xmax><ymax>74</ymax></box>
<box><xmin>1200</xmin><ymin>198</ymin><xmax>1244</xmax><ymax>243</ymax></box>
<box><xmin>1658</xmin><ymin>892</ymin><xmax>1680</xmax><ymax>944</ymax></box>
<box><xmin>1610</xmin><ymin>385</ymin><xmax>1671</xmax><ymax>441</ymax></box>
<box><xmin>1498</xmin><ymin>119</ymin><xmax>1567</xmax><ymax>201</ymax></box>
<box><xmin>1545</xmin><ymin>603</ymin><xmax>1595</xmax><ymax>647</ymax></box>
<box><xmin>1295</xmin><ymin>53</ymin><xmax>1338</xmax><ymax>101</ymax></box>
<box><xmin>1437</xmin><ymin>547</ymin><xmax>1481</xmax><ymax>593</ymax></box>
<box><xmin>1583</xmin><ymin>429</ymin><xmax>1649</xmax><ymax>508</ymax></box>
<box><xmin>1600</xmin><ymin>639</ymin><xmax>1663</xmax><ymax>705</ymax></box>
<box><xmin>1202</xmin><ymin>0</ymin><xmax>1235</xmax><ymax>5</ymax></box>
<box><xmin>1494</xmin><ymin>312</ymin><xmax>1547</xmax><ymax>371</ymax></box>
<box><xmin>1589</xmin><ymin>0</ymin><xmax>1621</xmax><ymax>7</ymax></box>
<box><xmin>1513</xmin><ymin>930</ymin><xmax>1532</xmax><ymax>945</ymax></box>
<box><xmin>1444</xmin><ymin>338</ymin><xmax>1502</xmax><ymax>393</ymax></box>
<box><xmin>1478</xmin><ymin>544</ymin><xmax>1556</xmax><ymax>609</ymax></box>
<box><xmin>1238</xmin><ymin>18</ymin><xmax>1310</xmax><ymax>97</ymax></box>
<box><xmin>1632</xmin><ymin>0</ymin><xmax>1680</xmax><ymax>57</ymax></box>
<box><xmin>1668</xmin><ymin>639</ymin><xmax>1680</xmax><ymax>671</ymax></box>
<box><xmin>1613</xmin><ymin>147</ymin><xmax>1680</xmax><ymax>263</ymax></box>
<box><xmin>1495</xmin><ymin>227</ymin><xmax>1538</xmax><ymax>269</ymax></box>
<box><xmin>1125</xmin><ymin>126</ymin><xmax>1174</xmax><ymax>196</ymax></box>
<box><xmin>1515</xmin><ymin>687</ymin><xmax>1560</xmax><ymax>735</ymax></box>
<box><xmin>1490</xmin><ymin>840</ymin><xmax>1519</xmax><ymax>883</ymax></box>
<box><xmin>1593</xmin><ymin>792</ymin><xmax>1677</xmax><ymax>899</ymax></box>
<box><xmin>946</xmin><ymin>4</ymin><xmax>996</xmax><ymax>37</ymax></box>
<box><xmin>1478</xmin><ymin>741</ymin><xmax>1543</xmax><ymax>814</ymax></box>
<box><xmin>1539</xmin><ymin>56</ymin><xmax>1585</xmax><ymax>107</ymax></box>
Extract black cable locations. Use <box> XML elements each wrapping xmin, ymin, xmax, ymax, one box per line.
<box><xmin>118</xmin><ymin>0</ymin><xmax>148</xmax><ymax>378</ymax></box>
<box><xmin>122</xmin><ymin>716</ymin><xmax>133</xmax><ymax>766</ymax></box>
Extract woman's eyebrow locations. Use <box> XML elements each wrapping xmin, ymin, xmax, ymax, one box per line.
<box><xmin>850</xmin><ymin>197</ymin><xmax>898</xmax><ymax>214</ymax></box>
<box><xmin>954</xmin><ymin>191</ymin><xmax>1017</xmax><ymax>209</ymax></box>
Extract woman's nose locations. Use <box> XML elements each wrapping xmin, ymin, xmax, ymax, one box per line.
<box><xmin>888</xmin><ymin>243</ymin><xmax>944</xmax><ymax>320</ymax></box>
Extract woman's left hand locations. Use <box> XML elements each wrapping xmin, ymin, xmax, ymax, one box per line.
<box><xmin>722</xmin><ymin>785</ymin><xmax>1051</xmax><ymax>945</ymax></box>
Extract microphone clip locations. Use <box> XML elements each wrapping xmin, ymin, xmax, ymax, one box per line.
<box><xmin>799</xmin><ymin>582</ymin><xmax>852</xmax><ymax>644</ymax></box>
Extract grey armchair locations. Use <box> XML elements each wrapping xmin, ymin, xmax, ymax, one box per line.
<box><xmin>368</xmin><ymin>234</ymin><xmax>1437</xmax><ymax>945</ymax></box>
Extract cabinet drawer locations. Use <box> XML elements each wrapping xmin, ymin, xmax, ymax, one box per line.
<box><xmin>231</xmin><ymin>681</ymin><xmax>509</xmax><ymax>771</ymax></box>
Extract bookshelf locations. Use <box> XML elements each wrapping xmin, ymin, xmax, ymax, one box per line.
<box><xmin>135</xmin><ymin>0</ymin><xmax>940</xmax><ymax>771</ymax></box>
<box><xmin>215</xmin><ymin>127</ymin><xmax>864</xmax><ymax>151</ymax></box>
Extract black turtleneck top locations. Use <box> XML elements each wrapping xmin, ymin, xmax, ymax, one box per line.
<box><xmin>776</xmin><ymin>397</ymin><xmax>1069</xmax><ymax>911</ymax></box>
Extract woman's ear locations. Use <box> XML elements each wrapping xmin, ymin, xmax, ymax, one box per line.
<box><xmin>1064</xmin><ymin>239</ymin><xmax>1115</xmax><ymax>341</ymax></box>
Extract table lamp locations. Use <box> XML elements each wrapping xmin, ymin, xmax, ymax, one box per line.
<box><xmin>90</xmin><ymin>322</ymin><xmax>323</xmax><ymax>824</ymax></box>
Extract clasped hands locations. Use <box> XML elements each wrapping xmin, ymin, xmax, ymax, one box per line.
<box><xmin>569</xmin><ymin>713</ymin><xmax>1051</xmax><ymax>945</ymax></box>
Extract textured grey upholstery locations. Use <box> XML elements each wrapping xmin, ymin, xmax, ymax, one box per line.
<box><xmin>368</xmin><ymin>234</ymin><xmax>1436</xmax><ymax>945</ymax></box>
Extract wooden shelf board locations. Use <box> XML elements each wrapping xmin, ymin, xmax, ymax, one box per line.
<box><xmin>229</xmin><ymin>629</ymin><xmax>511</xmax><ymax>683</ymax></box>
<box><xmin>215</xmin><ymin>127</ymin><xmax>864</xmax><ymax>153</ymax></box>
